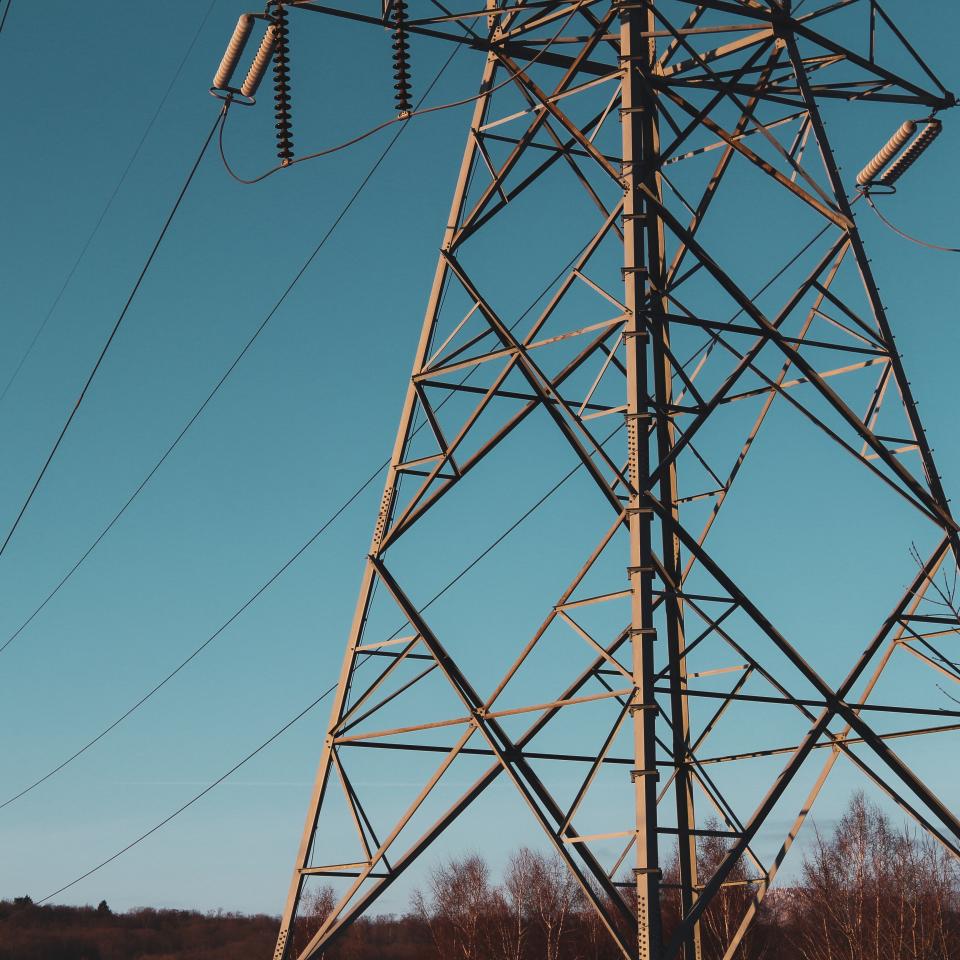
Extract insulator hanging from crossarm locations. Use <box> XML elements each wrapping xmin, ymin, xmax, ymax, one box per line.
<box><xmin>878</xmin><ymin>120</ymin><xmax>942</xmax><ymax>187</ymax></box>
<box><xmin>240</xmin><ymin>23</ymin><xmax>278</xmax><ymax>99</ymax></box>
<box><xmin>391</xmin><ymin>0</ymin><xmax>413</xmax><ymax>116</ymax></box>
<box><xmin>856</xmin><ymin>121</ymin><xmax>915</xmax><ymax>185</ymax></box>
<box><xmin>856</xmin><ymin>119</ymin><xmax>943</xmax><ymax>188</ymax></box>
<box><xmin>212</xmin><ymin>14</ymin><xmax>255</xmax><ymax>91</ymax></box>
<box><xmin>272</xmin><ymin>3</ymin><xmax>294</xmax><ymax>164</ymax></box>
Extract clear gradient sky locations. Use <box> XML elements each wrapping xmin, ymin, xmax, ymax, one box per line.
<box><xmin>1</xmin><ymin>0</ymin><xmax>959</xmax><ymax>918</ymax></box>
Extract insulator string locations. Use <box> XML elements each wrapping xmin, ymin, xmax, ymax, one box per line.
<box><xmin>856</xmin><ymin>118</ymin><xmax>943</xmax><ymax>188</ymax></box>
<box><xmin>879</xmin><ymin>120</ymin><xmax>942</xmax><ymax>187</ymax></box>
<box><xmin>240</xmin><ymin>23</ymin><xmax>276</xmax><ymax>98</ymax></box>
<box><xmin>391</xmin><ymin>0</ymin><xmax>412</xmax><ymax>115</ymax></box>
<box><xmin>272</xmin><ymin>3</ymin><xmax>294</xmax><ymax>163</ymax></box>
<box><xmin>212</xmin><ymin>14</ymin><xmax>254</xmax><ymax>90</ymax></box>
<box><xmin>219</xmin><ymin>0</ymin><xmax>588</xmax><ymax>185</ymax></box>
<box><xmin>857</xmin><ymin>120</ymin><xmax>915</xmax><ymax>186</ymax></box>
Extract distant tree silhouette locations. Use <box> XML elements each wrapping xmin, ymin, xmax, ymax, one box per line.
<box><xmin>789</xmin><ymin>792</ymin><xmax>960</xmax><ymax>960</ymax></box>
<box><xmin>413</xmin><ymin>852</ymin><xmax>497</xmax><ymax>959</ymax></box>
<box><xmin>3</xmin><ymin>794</ymin><xmax>958</xmax><ymax>960</ymax></box>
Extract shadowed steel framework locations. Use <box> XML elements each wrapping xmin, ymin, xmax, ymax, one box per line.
<box><xmin>239</xmin><ymin>2</ymin><xmax>960</xmax><ymax>958</ymax></box>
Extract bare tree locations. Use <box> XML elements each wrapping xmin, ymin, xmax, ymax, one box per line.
<box><xmin>518</xmin><ymin>849</ymin><xmax>582</xmax><ymax>960</ymax></box>
<box><xmin>791</xmin><ymin>792</ymin><xmax>960</xmax><ymax>960</ymax></box>
<box><xmin>572</xmin><ymin>880</ymin><xmax>624</xmax><ymax>960</ymax></box>
<box><xmin>415</xmin><ymin>848</ymin><xmax>620</xmax><ymax>960</ymax></box>
<box><xmin>413</xmin><ymin>853</ymin><xmax>497</xmax><ymax>960</ymax></box>
<box><xmin>294</xmin><ymin>885</ymin><xmax>338</xmax><ymax>958</ymax></box>
<box><xmin>494</xmin><ymin>850</ymin><xmax>532</xmax><ymax>960</ymax></box>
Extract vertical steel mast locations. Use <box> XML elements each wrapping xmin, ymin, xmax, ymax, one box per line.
<box><xmin>208</xmin><ymin>3</ymin><xmax>960</xmax><ymax>959</ymax></box>
<box><xmin>620</xmin><ymin>0</ymin><xmax>672</xmax><ymax>960</ymax></box>
<box><xmin>622</xmin><ymin>6</ymin><xmax>701</xmax><ymax>954</ymax></box>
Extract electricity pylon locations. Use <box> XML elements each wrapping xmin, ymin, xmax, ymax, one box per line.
<box><xmin>221</xmin><ymin>3</ymin><xmax>960</xmax><ymax>958</ymax></box>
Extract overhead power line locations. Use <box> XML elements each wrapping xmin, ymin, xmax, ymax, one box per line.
<box><xmin>0</xmin><ymin>460</ymin><xmax>385</xmax><ymax>811</ymax></box>
<box><xmin>0</xmin><ymin>235</ymin><xmax>586</xmax><ymax>808</ymax></box>
<box><xmin>219</xmin><ymin>1</ymin><xmax>583</xmax><ymax>184</ymax></box>
<box><xmin>0</xmin><ymin>0</ymin><xmax>219</xmax><ymax>409</ymax></box>
<box><xmin>1</xmin><ymin>198</ymin><xmax>827</xmax><ymax>810</ymax></box>
<box><xmin>865</xmin><ymin>193</ymin><xmax>960</xmax><ymax>253</ymax></box>
<box><xmin>35</xmin><ymin>680</ymin><xmax>338</xmax><ymax>906</ymax></box>
<box><xmin>0</xmin><ymin>109</ymin><xmax>224</xmax><ymax>563</ymax></box>
<box><xmin>0</xmin><ymin>40</ymin><xmax>464</xmax><ymax>659</ymax></box>
<box><xmin>30</xmin><ymin>422</ymin><xmax>621</xmax><ymax>906</ymax></box>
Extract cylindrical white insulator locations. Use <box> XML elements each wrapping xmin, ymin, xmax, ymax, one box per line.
<box><xmin>879</xmin><ymin>121</ymin><xmax>943</xmax><ymax>186</ymax></box>
<box><xmin>240</xmin><ymin>25</ymin><xmax>278</xmax><ymax>98</ymax></box>
<box><xmin>856</xmin><ymin>120</ymin><xmax>916</xmax><ymax>185</ymax></box>
<box><xmin>213</xmin><ymin>15</ymin><xmax>255</xmax><ymax>89</ymax></box>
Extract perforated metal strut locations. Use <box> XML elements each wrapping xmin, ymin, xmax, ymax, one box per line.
<box><xmin>391</xmin><ymin>0</ymin><xmax>412</xmax><ymax>116</ymax></box>
<box><xmin>273</xmin><ymin>2</ymin><xmax>294</xmax><ymax>163</ymax></box>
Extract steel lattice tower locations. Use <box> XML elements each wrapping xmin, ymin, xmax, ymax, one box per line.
<box><xmin>218</xmin><ymin>3</ymin><xmax>960</xmax><ymax>958</ymax></box>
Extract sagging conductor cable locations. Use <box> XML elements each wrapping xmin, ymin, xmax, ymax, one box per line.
<box><xmin>0</xmin><ymin>459</ymin><xmax>387</xmax><ymax>812</ymax></box>
<box><xmin>0</xmin><ymin>34</ymin><xmax>468</xmax><ymax>662</ymax></box>
<box><xmin>0</xmin><ymin>108</ymin><xmax>225</xmax><ymax>565</ymax></box>
<box><xmin>0</xmin><ymin>42</ymin><xmax>485</xmax><ymax>811</ymax></box>
<box><xmin>0</xmin><ymin>0</ymin><xmax>219</xmax><ymax>410</ymax></box>
<box><xmin>864</xmin><ymin>193</ymin><xmax>960</xmax><ymax>254</ymax></box>
<box><xmin>21</xmin><ymin>419</ymin><xmax>624</xmax><ymax>907</ymax></box>
<box><xmin>0</xmin><ymin>226</ymin><xmax>588</xmax><ymax>811</ymax></box>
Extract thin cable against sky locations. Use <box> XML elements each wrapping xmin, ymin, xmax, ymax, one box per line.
<box><xmin>0</xmin><ymin>459</ymin><xmax>385</xmax><ymax>811</ymax></box>
<box><xmin>0</xmin><ymin>40</ymin><xmax>466</xmax><ymax>658</ymax></box>
<box><xmin>0</xmin><ymin>0</ymin><xmax>219</xmax><ymax>409</ymax></box>
<box><xmin>0</xmin><ymin>234</ymin><xmax>588</xmax><ymax>808</ymax></box>
<box><xmin>0</xmin><ymin>204</ymin><xmax>834</xmax><ymax>807</ymax></box>
<box><xmin>0</xmin><ymin>109</ymin><xmax>225</xmax><ymax>563</ymax></box>
<box><xmin>29</xmin><ymin>421</ymin><xmax>623</xmax><ymax>906</ymax></box>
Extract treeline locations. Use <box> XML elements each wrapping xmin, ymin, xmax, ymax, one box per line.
<box><xmin>0</xmin><ymin>900</ymin><xmax>278</xmax><ymax>960</ymax></box>
<box><xmin>4</xmin><ymin>794</ymin><xmax>959</xmax><ymax>960</ymax></box>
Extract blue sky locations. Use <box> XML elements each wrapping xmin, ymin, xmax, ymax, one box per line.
<box><xmin>1</xmin><ymin>0</ymin><xmax>959</xmax><ymax>920</ymax></box>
